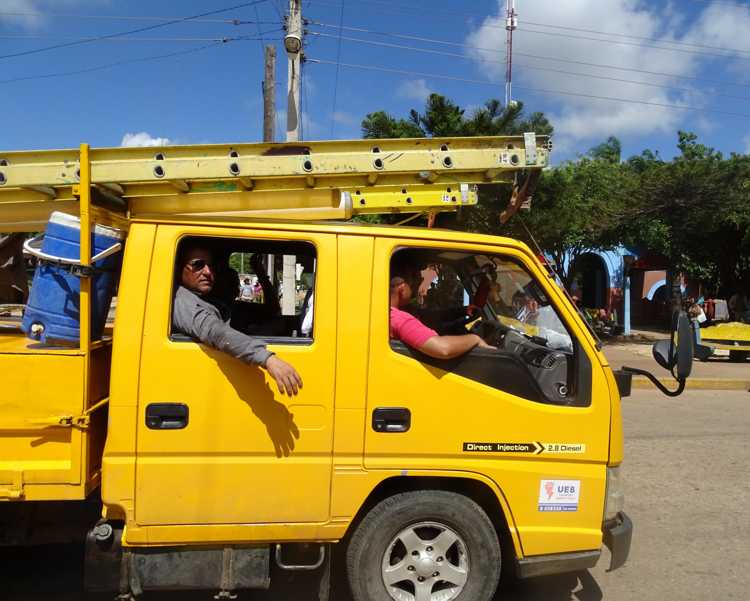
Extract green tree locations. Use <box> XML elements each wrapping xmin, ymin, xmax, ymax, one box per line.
<box><xmin>587</xmin><ymin>136</ymin><xmax>622</xmax><ymax>163</ymax></box>
<box><xmin>360</xmin><ymin>110</ymin><xmax>423</xmax><ymax>139</ymax></box>
<box><xmin>361</xmin><ymin>95</ymin><xmax>552</xmax><ymax>139</ymax></box>
<box><xmin>629</xmin><ymin>132</ymin><xmax>750</xmax><ymax>294</ymax></box>
<box><xmin>410</xmin><ymin>94</ymin><xmax>466</xmax><ymax>136</ymax></box>
<box><xmin>463</xmin><ymin>154</ymin><xmax>638</xmax><ymax>284</ymax></box>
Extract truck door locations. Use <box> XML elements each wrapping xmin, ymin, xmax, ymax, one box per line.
<box><xmin>365</xmin><ymin>238</ymin><xmax>611</xmax><ymax>556</ymax></box>
<box><xmin>135</xmin><ymin>225</ymin><xmax>336</xmax><ymax>527</ymax></box>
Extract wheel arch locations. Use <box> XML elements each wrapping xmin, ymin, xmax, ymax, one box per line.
<box><xmin>342</xmin><ymin>474</ymin><xmax>522</xmax><ymax>566</ymax></box>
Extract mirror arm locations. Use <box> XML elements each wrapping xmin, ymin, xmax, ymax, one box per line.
<box><xmin>621</xmin><ymin>366</ymin><xmax>686</xmax><ymax>397</ymax></box>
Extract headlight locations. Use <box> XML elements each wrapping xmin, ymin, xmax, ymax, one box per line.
<box><xmin>605</xmin><ymin>465</ymin><xmax>625</xmax><ymax>521</ymax></box>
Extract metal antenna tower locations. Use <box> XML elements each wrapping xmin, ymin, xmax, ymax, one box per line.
<box><xmin>505</xmin><ymin>0</ymin><xmax>518</xmax><ymax>107</ymax></box>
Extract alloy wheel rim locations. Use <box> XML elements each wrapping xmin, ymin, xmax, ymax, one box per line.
<box><xmin>380</xmin><ymin>521</ymin><xmax>469</xmax><ymax>601</ymax></box>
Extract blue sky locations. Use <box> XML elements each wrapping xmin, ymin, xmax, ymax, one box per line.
<box><xmin>2</xmin><ymin>0</ymin><xmax>750</xmax><ymax>163</ymax></box>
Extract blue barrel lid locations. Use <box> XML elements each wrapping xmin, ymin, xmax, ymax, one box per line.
<box><xmin>49</xmin><ymin>211</ymin><xmax>124</xmax><ymax>240</ymax></box>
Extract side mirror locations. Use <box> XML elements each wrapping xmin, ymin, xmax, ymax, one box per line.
<box><xmin>622</xmin><ymin>310</ymin><xmax>692</xmax><ymax>397</ymax></box>
<box><xmin>674</xmin><ymin>311</ymin><xmax>694</xmax><ymax>380</ymax></box>
<box><xmin>651</xmin><ymin>312</ymin><xmax>693</xmax><ymax>379</ymax></box>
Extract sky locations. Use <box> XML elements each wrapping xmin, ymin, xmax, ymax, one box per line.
<box><xmin>2</xmin><ymin>0</ymin><xmax>750</xmax><ymax>163</ymax></box>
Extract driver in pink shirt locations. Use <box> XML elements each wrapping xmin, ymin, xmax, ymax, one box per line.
<box><xmin>390</xmin><ymin>258</ymin><xmax>495</xmax><ymax>359</ymax></box>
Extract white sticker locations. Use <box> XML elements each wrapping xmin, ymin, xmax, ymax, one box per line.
<box><xmin>538</xmin><ymin>479</ymin><xmax>580</xmax><ymax>512</ymax></box>
<box><xmin>460</xmin><ymin>183</ymin><xmax>469</xmax><ymax>202</ymax></box>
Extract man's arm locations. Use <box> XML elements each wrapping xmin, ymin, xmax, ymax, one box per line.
<box><xmin>392</xmin><ymin>308</ymin><xmax>495</xmax><ymax>360</ymax></box>
<box><xmin>173</xmin><ymin>288</ymin><xmax>302</xmax><ymax>394</ymax></box>
<box><xmin>419</xmin><ymin>334</ymin><xmax>494</xmax><ymax>360</ymax></box>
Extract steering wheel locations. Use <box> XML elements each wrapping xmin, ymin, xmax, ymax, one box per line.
<box><xmin>469</xmin><ymin>317</ymin><xmax>511</xmax><ymax>347</ymax></box>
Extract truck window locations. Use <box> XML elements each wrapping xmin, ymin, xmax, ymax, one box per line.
<box><xmin>389</xmin><ymin>248</ymin><xmax>584</xmax><ymax>406</ymax></box>
<box><xmin>171</xmin><ymin>236</ymin><xmax>316</xmax><ymax>343</ymax></box>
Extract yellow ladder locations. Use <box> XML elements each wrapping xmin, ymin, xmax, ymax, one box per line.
<box><xmin>0</xmin><ymin>135</ymin><xmax>549</xmax><ymax>231</ymax></box>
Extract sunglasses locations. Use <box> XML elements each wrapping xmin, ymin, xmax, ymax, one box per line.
<box><xmin>186</xmin><ymin>258</ymin><xmax>214</xmax><ymax>272</ymax></box>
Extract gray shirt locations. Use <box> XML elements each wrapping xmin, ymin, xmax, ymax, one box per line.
<box><xmin>172</xmin><ymin>285</ymin><xmax>273</xmax><ymax>366</ymax></box>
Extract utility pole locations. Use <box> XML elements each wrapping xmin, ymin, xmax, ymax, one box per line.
<box><xmin>284</xmin><ymin>0</ymin><xmax>303</xmax><ymax>142</ymax></box>
<box><xmin>281</xmin><ymin>0</ymin><xmax>303</xmax><ymax>317</ymax></box>
<box><xmin>504</xmin><ymin>0</ymin><xmax>518</xmax><ymax>108</ymax></box>
<box><xmin>263</xmin><ymin>45</ymin><xmax>276</xmax><ymax>143</ymax></box>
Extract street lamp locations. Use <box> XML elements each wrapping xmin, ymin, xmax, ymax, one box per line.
<box><xmin>284</xmin><ymin>32</ymin><xmax>301</xmax><ymax>58</ymax></box>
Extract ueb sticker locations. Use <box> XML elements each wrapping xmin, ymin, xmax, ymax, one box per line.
<box><xmin>538</xmin><ymin>479</ymin><xmax>580</xmax><ymax>512</ymax></box>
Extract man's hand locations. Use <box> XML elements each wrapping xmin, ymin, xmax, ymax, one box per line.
<box><xmin>419</xmin><ymin>333</ymin><xmax>496</xmax><ymax>360</ymax></box>
<box><xmin>475</xmin><ymin>337</ymin><xmax>497</xmax><ymax>351</ymax></box>
<box><xmin>264</xmin><ymin>355</ymin><xmax>303</xmax><ymax>396</ymax></box>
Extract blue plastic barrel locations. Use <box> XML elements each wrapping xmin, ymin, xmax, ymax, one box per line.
<box><xmin>22</xmin><ymin>212</ymin><xmax>124</xmax><ymax>345</ymax></box>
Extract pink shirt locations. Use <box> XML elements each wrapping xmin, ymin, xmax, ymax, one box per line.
<box><xmin>390</xmin><ymin>306</ymin><xmax>438</xmax><ymax>349</ymax></box>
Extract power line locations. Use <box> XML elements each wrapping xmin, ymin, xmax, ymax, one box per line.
<box><xmin>329</xmin><ymin>0</ymin><xmax>346</xmax><ymax>137</ymax></box>
<box><xmin>308</xmin><ymin>22</ymin><xmax>750</xmax><ymax>91</ymax></box>
<box><xmin>254</xmin><ymin>4</ymin><xmax>266</xmax><ymax>52</ymax></box>
<box><xmin>310</xmin><ymin>31</ymin><xmax>499</xmax><ymax>62</ymax></box>
<box><xmin>0</xmin><ymin>10</ymin><xmax>276</xmax><ymax>24</ymax></box>
<box><xmin>522</xmin><ymin>21</ymin><xmax>750</xmax><ymax>56</ymax></box>
<box><xmin>307</xmin><ymin>0</ymin><xmax>750</xmax><ymax>58</ymax></box>
<box><xmin>0</xmin><ymin>0</ymin><xmax>270</xmax><ymax>60</ymax></box>
<box><xmin>513</xmin><ymin>50</ymin><xmax>750</xmax><ymax>90</ymax></box>
<box><xmin>514</xmin><ymin>62</ymin><xmax>750</xmax><ymax>103</ymax></box>
<box><xmin>687</xmin><ymin>0</ymin><xmax>750</xmax><ymax>7</ymax></box>
<box><xmin>0</xmin><ymin>34</ymin><xmax>243</xmax><ymax>42</ymax></box>
<box><xmin>307</xmin><ymin>58</ymin><xmax>750</xmax><ymax>119</ymax></box>
<box><xmin>270</xmin><ymin>0</ymin><xmax>285</xmax><ymax>20</ymax></box>
<box><xmin>518</xmin><ymin>27</ymin><xmax>750</xmax><ymax>62</ymax></box>
<box><xmin>0</xmin><ymin>31</ymin><xmax>282</xmax><ymax>85</ymax></box>
<box><xmin>0</xmin><ymin>41</ymin><xmax>234</xmax><ymax>85</ymax></box>
<box><xmin>308</xmin><ymin>31</ymin><xmax>750</xmax><ymax>102</ymax></box>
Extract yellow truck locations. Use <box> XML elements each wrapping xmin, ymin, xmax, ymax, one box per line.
<box><xmin>0</xmin><ymin>136</ymin><xmax>692</xmax><ymax>600</ymax></box>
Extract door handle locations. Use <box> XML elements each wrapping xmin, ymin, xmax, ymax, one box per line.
<box><xmin>145</xmin><ymin>403</ymin><xmax>189</xmax><ymax>430</ymax></box>
<box><xmin>372</xmin><ymin>408</ymin><xmax>411</xmax><ymax>433</ymax></box>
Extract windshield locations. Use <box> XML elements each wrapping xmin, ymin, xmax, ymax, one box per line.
<box><xmin>401</xmin><ymin>250</ymin><xmax>573</xmax><ymax>352</ymax></box>
<box><xmin>469</xmin><ymin>255</ymin><xmax>573</xmax><ymax>352</ymax></box>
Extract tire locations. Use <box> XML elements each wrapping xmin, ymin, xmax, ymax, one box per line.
<box><xmin>729</xmin><ymin>350</ymin><xmax>749</xmax><ymax>362</ymax></box>
<box><xmin>346</xmin><ymin>490</ymin><xmax>501</xmax><ymax>601</ymax></box>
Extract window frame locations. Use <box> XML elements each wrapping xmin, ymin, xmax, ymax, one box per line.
<box><xmin>169</xmin><ymin>233</ymin><xmax>318</xmax><ymax>346</ymax></box>
<box><xmin>388</xmin><ymin>245</ymin><xmax>591</xmax><ymax>407</ymax></box>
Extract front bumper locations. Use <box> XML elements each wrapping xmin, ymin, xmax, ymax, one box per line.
<box><xmin>515</xmin><ymin>511</ymin><xmax>633</xmax><ymax>579</ymax></box>
<box><xmin>603</xmin><ymin>511</ymin><xmax>633</xmax><ymax>571</ymax></box>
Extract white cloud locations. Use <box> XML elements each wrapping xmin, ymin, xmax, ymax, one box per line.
<box><xmin>744</xmin><ymin>133</ymin><xmax>750</xmax><ymax>154</ymax></box>
<box><xmin>120</xmin><ymin>132</ymin><xmax>171</xmax><ymax>147</ymax></box>
<box><xmin>397</xmin><ymin>78</ymin><xmax>432</xmax><ymax>102</ymax></box>
<box><xmin>465</xmin><ymin>0</ymin><xmax>750</xmax><ymax>150</ymax></box>
<box><xmin>0</xmin><ymin>0</ymin><xmax>109</xmax><ymax>29</ymax></box>
<box><xmin>332</xmin><ymin>110</ymin><xmax>356</xmax><ymax>126</ymax></box>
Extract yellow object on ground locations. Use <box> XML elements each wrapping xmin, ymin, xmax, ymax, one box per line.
<box><xmin>701</xmin><ymin>321</ymin><xmax>750</xmax><ymax>352</ymax></box>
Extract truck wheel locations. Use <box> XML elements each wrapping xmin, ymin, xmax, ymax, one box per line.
<box><xmin>729</xmin><ymin>350</ymin><xmax>748</xmax><ymax>362</ymax></box>
<box><xmin>346</xmin><ymin>490</ymin><xmax>501</xmax><ymax>601</ymax></box>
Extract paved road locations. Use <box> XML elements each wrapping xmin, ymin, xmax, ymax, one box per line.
<box><xmin>511</xmin><ymin>388</ymin><xmax>750</xmax><ymax>601</ymax></box>
<box><xmin>2</xmin><ymin>389</ymin><xmax>748</xmax><ymax>600</ymax></box>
